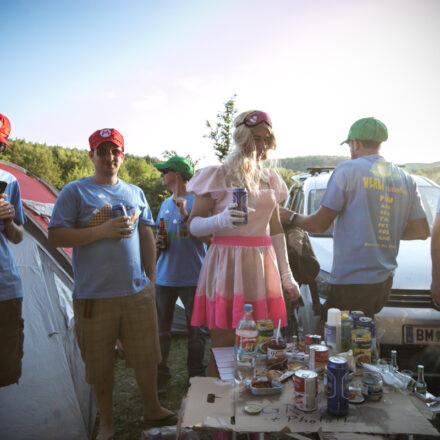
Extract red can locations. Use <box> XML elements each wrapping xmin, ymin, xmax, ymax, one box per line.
<box><xmin>305</xmin><ymin>334</ymin><xmax>322</xmax><ymax>354</ymax></box>
<box><xmin>309</xmin><ymin>344</ymin><xmax>329</xmax><ymax>373</ymax></box>
<box><xmin>294</xmin><ymin>369</ymin><xmax>318</xmax><ymax>411</ymax></box>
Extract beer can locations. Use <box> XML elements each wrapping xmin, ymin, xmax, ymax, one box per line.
<box><xmin>350</xmin><ymin>310</ymin><xmax>365</xmax><ymax>324</ymax></box>
<box><xmin>111</xmin><ymin>202</ymin><xmax>128</xmax><ymax>218</ymax></box>
<box><xmin>305</xmin><ymin>334</ymin><xmax>321</xmax><ymax>354</ymax></box>
<box><xmin>147</xmin><ymin>428</ymin><xmax>162</xmax><ymax>440</ymax></box>
<box><xmin>327</xmin><ymin>356</ymin><xmax>349</xmax><ymax>416</ymax></box>
<box><xmin>233</xmin><ymin>188</ymin><xmax>248</xmax><ymax>225</ymax></box>
<box><xmin>357</xmin><ymin>316</ymin><xmax>375</xmax><ymax>337</ymax></box>
<box><xmin>309</xmin><ymin>344</ymin><xmax>329</xmax><ymax>373</ymax></box>
<box><xmin>294</xmin><ymin>369</ymin><xmax>318</xmax><ymax>411</ymax></box>
<box><xmin>257</xmin><ymin>319</ymin><xmax>273</xmax><ymax>353</ymax></box>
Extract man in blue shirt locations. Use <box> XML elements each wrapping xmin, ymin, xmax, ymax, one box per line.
<box><xmin>49</xmin><ymin>128</ymin><xmax>176</xmax><ymax>440</ymax></box>
<box><xmin>0</xmin><ymin>113</ymin><xmax>27</xmax><ymax>388</ymax></box>
<box><xmin>153</xmin><ymin>156</ymin><xmax>207</xmax><ymax>394</ymax></box>
<box><xmin>281</xmin><ymin>117</ymin><xmax>429</xmax><ymax>317</ymax></box>
<box><xmin>430</xmin><ymin>197</ymin><xmax>440</xmax><ymax>308</ymax></box>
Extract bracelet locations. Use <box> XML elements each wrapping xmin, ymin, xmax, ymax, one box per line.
<box><xmin>289</xmin><ymin>211</ymin><xmax>297</xmax><ymax>223</ymax></box>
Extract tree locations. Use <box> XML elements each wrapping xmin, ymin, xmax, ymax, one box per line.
<box><xmin>204</xmin><ymin>94</ymin><xmax>237</xmax><ymax>163</ymax></box>
<box><xmin>161</xmin><ymin>150</ymin><xmax>200</xmax><ymax>169</ymax></box>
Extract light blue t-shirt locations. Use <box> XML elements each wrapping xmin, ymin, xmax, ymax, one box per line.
<box><xmin>321</xmin><ymin>155</ymin><xmax>426</xmax><ymax>285</ymax></box>
<box><xmin>0</xmin><ymin>170</ymin><xmax>26</xmax><ymax>301</ymax></box>
<box><xmin>156</xmin><ymin>195</ymin><xmax>206</xmax><ymax>286</ymax></box>
<box><xmin>49</xmin><ymin>177</ymin><xmax>155</xmax><ymax>299</ymax></box>
<box><xmin>437</xmin><ymin>195</ymin><xmax>440</xmax><ymax>214</ymax></box>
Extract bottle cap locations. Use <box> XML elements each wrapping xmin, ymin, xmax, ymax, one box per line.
<box><xmin>327</xmin><ymin>308</ymin><xmax>341</xmax><ymax>326</ymax></box>
<box><xmin>244</xmin><ymin>304</ymin><xmax>253</xmax><ymax>311</ymax></box>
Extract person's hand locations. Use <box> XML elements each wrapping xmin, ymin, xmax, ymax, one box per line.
<box><xmin>431</xmin><ymin>281</ymin><xmax>440</xmax><ymax>308</ymax></box>
<box><xmin>0</xmin><ymin>195</ymin><xmax>15</xmax><ymax>223</ymax></box>
<box><xmin>216</xmin><ymin>203</ymin><xmax>246</xmax><ymax>229</ymax></box>
<box><xmin>173</xmin><ymin>197</ymin><xmax>188</xmax><ymax>219</ymax></box>
<box><xmin>100</xmin><ymin>216</ymin><xmax>133</xmax><ymax>239</ymax></box>
<box><xmin>282</xmin><ymin>274</ymin><xmax>301</xmax><ymax>301</ymax></box>
<box><xmin>279</xmin><ymin>207</ymin><xmax>294</xmax><ymax>225</ymax></box>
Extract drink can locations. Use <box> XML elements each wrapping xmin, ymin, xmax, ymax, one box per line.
<box><xmin>327</xmin><ymin>356</ymin><xmax>349</xmax><ymax>416</ymax></box>
<box><xmin>257</xmin><ymin>319</ymin><xmax>273</xmax><ymax>353</ymax></box>
<box><xmin>233</xmin><ymin>188</ymin><xmax>248</xmax><ymax>225</ymax></box>
<box><xmin>305</xmin><ymin>334</ymin><xmax>321</xmax><ymax>354</ymax></box>
<box><xmin>294</xmin><ymin>369</ymin><xmax>318</xmax><ymax>411</ymax></box>
<box><xmin>309</xmin><ymin>344</ymin><xmax>329</xmax><ymax>373</ymax></box>
<box><xmin>147</xmin><ymin>428</ymin><xmax>162</xmax><ymax>440</ymax></box>
<box><xmin>357</xmin><ymin>316</ymin><xmax>375</xmax><ymax>338</ymax></box>
<box><xmin>350</xmin><ymin>310</ymin><xmax>365</xmax><ymax>324</ymax></box>
<box><xmin>351</xmin><ymin>328</ymin><xmax>372</xmax><ymax>365</ymax></box>
<box><xmin>111</xmin><ymin>202</ymin><xmax>128</xmax><ymax>218</ymax></box>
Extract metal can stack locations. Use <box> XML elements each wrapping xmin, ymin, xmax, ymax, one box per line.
<box><xmin>327</xmin><ymin>356</ymin><xmax>349</xmax><ymax>416</ymax></box>
<box><xmin>294</xmin><ymin>369</ymin><xmax>318</xmax><ymax>411</ymax></box>
<box><xmin>305</xmin><ymin>334</ymin><xmax>322</xmax><ymax>354</ymax></box>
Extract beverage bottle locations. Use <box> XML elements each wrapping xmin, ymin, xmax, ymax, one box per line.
<box><xmin>158</xmin><ymin>218</ymin><xmax>168</xmax><ymax>250</ymax></box>
<box><xmin>415</xmin><ymin>365</ymin><xmax>427</xmax><ymax>393</ymax></box>
<box><xmin>390</xmin><ymin>350</ymin><xmax>398</xmax><ymax>372</ymax></box>
<box><xmin>234</xmin><ymin>304</ymin><xmax>257</xmax><ymax>381</ymax></box>
<box><xmin>325</xmin><ymin>308</ymin><xmax>341</xmax><ymax>355</ymax></box>
<box><xmin>340</xmin><ymin>312</ymin><xmax>353</xmax><ymax>352</ymax></box>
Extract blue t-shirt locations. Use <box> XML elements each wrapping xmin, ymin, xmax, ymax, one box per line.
<box><xmin>49</xmin><ymin>177</ymin><xmax>155</xmax><ymax>299</ymax></box>
<box><xmin>321</xmin><ymin>155</ymin><xmax>426</xmax><ymax>285</ymax></box>
<box><xmin>437</xmin><ymin>195</ymin><xmax>440</xmax><ymax>214</ymax></box>
<box><xmin>156</xmin><ymin>195</ymin><xmax>206</xmax><ymax>286</ymax></box>
<box><xmin>0</xmin><ymin>170</ymin><xmax>26</xmax><ymax>301</ymax></box>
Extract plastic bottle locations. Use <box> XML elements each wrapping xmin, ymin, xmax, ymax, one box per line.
<box><xmin>390</xmin><ymin>349</ymin><xmax>398</xmax><ymax>372</ymax></box>
<box><xmin>234</xmin><ymin>304</ymin><xmax>257</xmax><ymax>381</ymax></box>
<box><xmin>325</xmin><ymin>308</ymin><xmax>341</xmax><ymax>355</ymax></box>
<box><xmin>340</xmin><ymin>312</ymin><xmax>353</xmax><ymax>352</ymax></box>
<box><xmin>415</xmin><ymin>365</ymin><xmax>427</xmax><ymax>393</ymax></box>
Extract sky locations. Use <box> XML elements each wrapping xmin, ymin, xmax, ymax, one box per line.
<box><xmin>2</xmin><ymin>0</ymin><xmax>440</xmax><ymax>167</ymax></box>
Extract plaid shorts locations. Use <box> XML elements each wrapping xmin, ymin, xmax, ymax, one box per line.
<box><xmin>73</xmin><ymin>284</ymin><xmax>161</xmax><ymax>384</ymax></box>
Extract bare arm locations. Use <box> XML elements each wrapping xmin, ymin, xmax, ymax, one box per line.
<box><xmin>139</xmin><ymin>223</ymin><xmax>156</xmax><ymax>283</ymax></box>
<box><xmin>0</xmin><ymin>194</ymin><xmax>23</xmax><ymax>244</ymax></box>
<box><xmin>269</xmin><ymin>205</ymin><xmax>283</xmax><ymax>235</ymax></box>
<box><xmin>401</xmin><ymin>218</ymin><xmax>430</xmax><ymax>240</ymax></box>
<box><xmin>431</xmin><ymin>213</ymin><xmax>440</xmax><ymax>306</ymax></box>
<box><xmin>48</xmin><ymin>216</ymin><xmax>134</xmax><ymax>248</ymax></box>
<box><xmin>279</xmin><ymin>206</ymin><xmax>338</xmax><ymax>233</ymax></box>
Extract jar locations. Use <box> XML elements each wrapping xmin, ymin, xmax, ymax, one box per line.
<box><xmin>267</xmin><ymin>337</ymin><xmax>287</xmax><ymax>370</ymax></box>
<box><xmin>361</xmin><ymin>372</ymin><xmax>383</xmax><ymax>400</ymax></box>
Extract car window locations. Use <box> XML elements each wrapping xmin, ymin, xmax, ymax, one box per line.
<box><xmin>308</xmin><ymin>189</ymin><xmax>334</xmax><ymax>237</ymax></box>
<box><xmin>419</xmin><ymin>186</ymin><xmax>440</xmax><ymax>229</ymax></box>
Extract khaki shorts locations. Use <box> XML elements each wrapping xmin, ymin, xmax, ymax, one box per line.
<box><xmin>73</xmin><ymin>284</ymin><xmax>161</xmax><ymax>384</ymax></box>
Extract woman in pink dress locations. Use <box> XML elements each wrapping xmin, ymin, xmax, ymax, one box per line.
<box><xmin>187</xmin><ymin>110</ymin><xmax>300</xmax><ymax>375</ymax></box>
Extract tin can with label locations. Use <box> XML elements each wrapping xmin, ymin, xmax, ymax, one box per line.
<box><xmin>305</xmin><ymin>334</ymin><xmax>321</xmax><ymax>354</ymax></box>
<box><xmin>294</xmin><ymin>369</ymin><xmax>318</xmax><ymax>411</ymax></box>
<box><xmin>309</xmin><ymin>344</ymin><xmax>329</xmax><ymax>373</ymax></box>
<box><xmin>327</xmin><ymin>356</ymin><xmax>349</xmax><ymax>416</ymax></box>
<box><xmin>350</xmin><ymin>310</ymin><xmax>365</xmax><ymax>325</ymax></box>
<box><xmin>111</xmin><ymin>202</ymin><xmax>128</xmax><ymax>218</ymax></box>
<box><xmin>257</xmin><ymin>319</ymin><xmax>273</xmax><ymax>353</ymax></box>
<box><xmin>233</xmin><ymin>188</ymin><xmax>248</xmax><ymax>225</ymax></box>
<box><xmin>351</xmin><ymin>328</ymin><xmax>372</xmax><ymax>365</ymax></box>
<box><xmin>357</xmin><ymin>316</ymin><xmax>375</xmax><ymax>337</ymax></box>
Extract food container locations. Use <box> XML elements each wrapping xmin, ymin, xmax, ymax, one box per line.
<box><xmin>250</xmin><ymin>378</ymin><xmax>282</xmax><ymax>395</ymax></box>
<box><xmin>309</xmin><ymin>344</ymin><xmax>329</xmax><ymax>373</ymax></box>
<box><xmin>361</xmin><ymin>372</ymin><xmax>383</xmax><ymax>400</ymax></box>
<box><xmin>294</xmin><ymin>369</ymin><xmax>318</xmax><ymax>411</ymax></box>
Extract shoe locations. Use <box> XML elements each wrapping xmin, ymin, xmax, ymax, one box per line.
<box><xmin>144</xmin><ymin>412</ymin><xmax>178</xmax><ymax>427</ymax></box>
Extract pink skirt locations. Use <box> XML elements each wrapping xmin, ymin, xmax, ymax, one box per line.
<box><xmin>191</xmin><ymin>235</ymin><xmax>287</xmax><ymax>330</ymax></box>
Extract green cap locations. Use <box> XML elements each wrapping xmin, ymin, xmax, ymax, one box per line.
<box><xmin>340</xmin><ymin>117</ymin><xmax>388</xmax><ymax>145</ymax></box>
<box><xmin>153</xmin><ymin>156</ymin><xmax>195</xmax><ymax>180</ymax></box>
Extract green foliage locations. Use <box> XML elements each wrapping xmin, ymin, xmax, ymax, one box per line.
<box><xmin>275</xmin><ymin>167</ymin><xmax>302</xmax><ymax>188</ymax></box>
<box><xmin>276</xmin><ymin>155</ymin><xmax>349</xmax><ymax>173</ymax></box>
<box><xmin>161</xmin><ymin>149</ymin><xmax>200</xmax><ymax>169</ymax></box>
<box><xmin>205</xmin><ymin>95</ymin><xmax>237</xmax><ymax>163</ymax></box>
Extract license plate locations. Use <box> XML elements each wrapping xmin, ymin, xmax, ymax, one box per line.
<box><xmin>403</xmin><ymin>325</ymin><xmax>440</xmax><ymax>345</ymax></box>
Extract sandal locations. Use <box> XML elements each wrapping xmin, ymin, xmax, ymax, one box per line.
<box><xmin>144</xmin><ymin>412</ymin><xmax>178</xmax><ymax>427</ymax></box>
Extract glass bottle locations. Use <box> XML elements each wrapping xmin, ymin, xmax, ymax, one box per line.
<box><xmin>158</xmin><ymin>218</ymin><xmax>168</xmax><ymax>250</ymax></box>
<box><xmin>390</xmin><ymin>350</ymin><xmax>398</xmax><ymax>372</ymax></box>
<box><xmin>415</xmin><ymin>365</ymin><xmax>427</xmax><ymax>393</ymax></box>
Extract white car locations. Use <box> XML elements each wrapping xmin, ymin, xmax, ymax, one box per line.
<box><xmin>284</xmin><ymin>167</ymin><xmax>440</xmax><ymax>383</ymax></box>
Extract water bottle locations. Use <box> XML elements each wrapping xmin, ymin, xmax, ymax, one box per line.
<box><xmin>390</xmin><ymin>350</ymin><xmax>398</xmax><ymax>372</ymax></box>
<box><xmin>234</xmin><ymin>304</ymin><xmax>257</xmax><ymax>381</ymax></box>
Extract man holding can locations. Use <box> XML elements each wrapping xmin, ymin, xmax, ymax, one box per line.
<box><xmin>153</xmin><ymin>156</ymin><xmax>208</xmax><ymax>394</ymax></box>
<box><xmin>49</xmin><ymin>129</ymin><xmax>176</xmax><ymax>440</ymax></box>
<box><xmin>0</xmin><ymin>113</ymin><xmax>27</xmax><ymax>388</ymax></box>
<box><xmin>281</xmin><ymin>117</ymin><xmax>429</xmax><ymax>318</ymax></box>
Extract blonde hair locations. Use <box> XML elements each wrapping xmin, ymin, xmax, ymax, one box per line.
<box><xmin>223</xmin><ymin>111</ymin><xmax>277</xmax><ymax>192</ymax></box>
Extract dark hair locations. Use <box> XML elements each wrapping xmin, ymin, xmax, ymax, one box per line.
<box><xmin>359</xmin><ymin>140</ymin><xmax>381</xmax><ymax>150</ymax></box>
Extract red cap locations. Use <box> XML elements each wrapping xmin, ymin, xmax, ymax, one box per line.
<box><xmin>0</xmin><ymin>113</ymin><xmax>11</xmax><ymax>147</ymax></box>
<box><xmin>89</xmin><ymin>128</ymin><xmax>124</xmax><ymax>151</ymax></box>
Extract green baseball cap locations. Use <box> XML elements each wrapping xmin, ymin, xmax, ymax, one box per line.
<box><xmin>153</xmin><ymin>156</ymin><xmax>195</xmax><ymax>180</ymax></box>
<box><xmin>340</xmin><ymin>117</ymin><xmax>388</xmax><ymax>145</ymax></box>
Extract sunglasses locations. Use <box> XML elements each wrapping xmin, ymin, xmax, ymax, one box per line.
<box><xmin>237</xmin><ymin>111</ymin><xmax>272</xmax><ymax>128</ymax></box>
<box><xmin>96</xmin><ymin>146</ymin><xmax>124</xmax><ymax>158</ymax></box>
<box><xmin>160</xmin><ymin>168</ymin><xmax>174</xmax><ymax>175</ymax></box>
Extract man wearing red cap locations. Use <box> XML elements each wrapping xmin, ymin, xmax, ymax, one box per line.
<box><xmin>49</xmin><ymin>128</ymin><xmax>176</xmax><ymax>439</ymax></box>
<box><xmin>0</xmin><ymin>113</ymin><xmax>27</xmax><ymax>388</ymax></box>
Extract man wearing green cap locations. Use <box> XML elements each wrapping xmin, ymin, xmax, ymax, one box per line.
<box><xmin>281</xmin><ymin>117</ymin><xmax>429</xmax><ymax>317</ymax></box>
<box><xmin>153</xmin><ymin>156</ymin><xmax>207</xmax><ymax>394</ymax></box>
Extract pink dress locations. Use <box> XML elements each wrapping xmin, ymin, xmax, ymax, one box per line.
<box><xmin>187</xmin><ymin>166</ymin><xmax>289</xmax><ymax>330</ymax></box>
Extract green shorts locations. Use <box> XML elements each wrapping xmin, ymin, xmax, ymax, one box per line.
<box><xmin>73</xmin><ymin>284</ymin><xmax>161</xmax><ymax>384</ymax></box>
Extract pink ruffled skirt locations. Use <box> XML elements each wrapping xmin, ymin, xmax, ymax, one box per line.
<box><xmin>191</xmin><ymin>235</ymin><xmax>287</xmax><ymax>330</ymax></box>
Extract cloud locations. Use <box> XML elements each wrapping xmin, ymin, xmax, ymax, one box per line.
<box><xmin>131</xmin><ymin>89</ymin><xmax>166</xmax><ymax>111</ymax></box>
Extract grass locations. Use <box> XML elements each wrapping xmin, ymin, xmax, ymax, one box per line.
<box><xmin>92</xmin><ymin>335</ymin><xmax>211</xmax><ymax>440</ymax></box>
